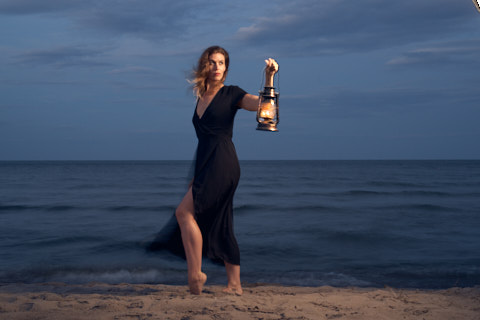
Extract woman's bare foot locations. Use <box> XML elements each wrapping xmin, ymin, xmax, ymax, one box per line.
<box><xmin>188</xmin><ymin>272</ymin><xmax>207</xmax><ymax>295</ymax></box>
<box><xmin>222</xmin><ymin>285</ymin><xmax>243</xmax><ymax>296</ymax></box>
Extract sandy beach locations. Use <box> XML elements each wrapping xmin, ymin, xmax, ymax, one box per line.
<box><xmin>0</xmin><ymin>282</ymin><xmax>478</xmax><ymax>320</ymax></box>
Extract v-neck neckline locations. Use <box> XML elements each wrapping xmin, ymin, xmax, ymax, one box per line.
<box><xmin>196</xmin><ymin>86</ymin><xmax>224</xmax><ymax>120</ymax></box>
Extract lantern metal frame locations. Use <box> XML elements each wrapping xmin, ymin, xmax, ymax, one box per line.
<box><xmin>256</xmin><ymin>86</ymin><xmax>280</xmax><ymax>132</ymax></box>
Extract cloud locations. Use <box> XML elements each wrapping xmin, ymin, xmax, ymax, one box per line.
<box><xmin>14</xmin><ymin>45</ymin><xmax>111</xmax><ymax>68</ymax></box>
<box><xmin>105</xmin><ymin>65</ymin><xmax>180</xmax><ymax>91</ymax></box>
<box><xmin>387</xmin><ymin>39</ymin><xmax>480</xmax><ymax>67</ymax></box>
<box><xmin>0</xmin><ymin>0</ymin><xmax>87</xmax><ymax>15</ymax></box>
<box><xmin>76</xmin><ymin>1</ymin><xmax>200</xmax><ymax>39</ymax></box>
<box><xmin>107</xmin><ymin>66</ymin><xmax>156</xmax><ymax>75</ymax></box>
<box><xmin>0</xmin><ymin>0</ymin><xmax>225</xmax><ymax>43</ymax></box>
<box><xmin>235</xmin><ymin>0</ymin><xmax>475</xmax><ymax>56</ymax></box>
<box><xmin>0</xmin><ymin>79</ymin><xmax>85</xmax><ymax>86</ymax></box>
<box><xmin>283</xmin><ymin>84</ymin><xmax>480</xmax><ymax>119</ymax></box>
<box><xmin>0</xmin><ymin>0</ymin><xmax>207</xmax><ymax>43</ymax></box>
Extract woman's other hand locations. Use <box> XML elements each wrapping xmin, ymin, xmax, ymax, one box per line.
<box><xmin>265</xmin><ymin>58</ymin><xmax>278</xmax><ymax>87</ymax></box>
<box><xmin>265</xmin><ymin>58</ymin><xmax>279</xmax><ymax>77</ymax></box>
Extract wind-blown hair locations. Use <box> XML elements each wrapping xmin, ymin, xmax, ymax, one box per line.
<box><xmin>190</xmin><ymin>46</ymin><xmax>230</xmax><ymax>98</ymax></box>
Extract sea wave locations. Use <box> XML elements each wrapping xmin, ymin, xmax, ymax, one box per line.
<box><xmin>0</xmin><ymin>204</ymin><xmax>176</xmax><ymax>213</ymax></box>
<box><xmin>0</xmin><ymin>267</ymin><xmax>186</xmax><ymax>285</ymax></box>
<box><xmin>234</xmin><ymin>203</ymin><xmax>340</xmax><ymax>214</ymax></box>
<box><xmin>375</xmin><ymin>203</ymin><xmax>458</xmax><ymax>213</ymax></box>
<box><xmin>107</xmin><ymin>205</ymin><xmax>176</xmax><ymax>212</ymax></box>
<box><xmin>1</xmin><ymin>160</ymin><xmax>479</xmax><ymax>288</ymax></box>
<box><xmin>0</xmin><ymin>204</ymin><xmax>78</xmax><ymax>212</ymax></box>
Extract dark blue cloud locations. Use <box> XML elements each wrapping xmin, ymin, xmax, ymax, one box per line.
<box><xmin>387</xmin><ymin>39</ymin><xmax>480</xmax><ymax>67</ymax></box>
<box><xmin>76</xmin><ymin>1</ymin><xmax>200</xmax><ymax>39</ymax></box>
<box><xmin>235</xmin><ymin>0</ymin><xmax>476</xmax><ymax>56</ymax></box>
<box><xmin>14</xmin><ymin>45</ymin><xmax>111</xmax><ymax>68</ymax></box>
<box><xmin>0</xmin><ymin>0</ymin><xmax>86</xmax><ymax>14</ymax></box>
<box><xmin>0</xmin><ymin>0</ymin><xmax>218</xmax><ymax>41</ymax></box>
<box><xmin>282</xmin><ymin>84</ymin><xmax>480</xmax><ymax>119</ymax></box>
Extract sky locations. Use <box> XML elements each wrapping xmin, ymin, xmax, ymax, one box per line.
<box><xmin>1</xmin><ymin>0</ymin><xmax>479</xmax><ymax>160</ymax></box>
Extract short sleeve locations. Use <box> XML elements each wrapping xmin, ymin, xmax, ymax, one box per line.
<box><xmin>229</xmin><ymin>86</ymin><xmax>247</xmax><ymax>110</ymax></box>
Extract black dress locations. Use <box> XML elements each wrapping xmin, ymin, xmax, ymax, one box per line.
<box><xmin>148</xmin><ymin>85</ymin><xmax>246</xmax><ymax>266</ymax></box>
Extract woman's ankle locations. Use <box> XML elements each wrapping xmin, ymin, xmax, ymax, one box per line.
<box><xmin>188</xmin><ymin>272</ymin><xmax>207</xmax><ymax>295</ymax></box>
<box><xmin>223</xmin><ymin>284</ymin><xmax>243</xmax><ymax>295</ymax></box>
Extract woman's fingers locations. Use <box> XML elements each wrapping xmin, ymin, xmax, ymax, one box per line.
<box><xmin>265</xmin><ymin>58</ymin><xmax>279</xmax><ymax>74</ymax></box>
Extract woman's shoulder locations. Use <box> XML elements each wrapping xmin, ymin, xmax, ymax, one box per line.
<box><xmin>221</xmin><ymin>85</ymin><xmax>247</xmax><ymax>108</ymax></box>
<box><xmin>223</xmin><ymin>84</ymin><xmax>239</xmax><ymax>90</ymax></box>
<box><xmin>223</xmin><ymin>85</ymin><xmax>246</xmax><ymax>95</ymax></box>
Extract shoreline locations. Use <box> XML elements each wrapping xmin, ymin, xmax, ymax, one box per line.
<box><xmin>1</xmin><ymin>282</ymin><xmax>479</xmax><ymax>319</ymax></box>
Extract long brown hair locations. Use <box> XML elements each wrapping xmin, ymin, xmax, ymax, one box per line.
<box><xmin>190</xmin><ymin>46</ymin><xmax>230</xmax><ymax>98</ymax></box>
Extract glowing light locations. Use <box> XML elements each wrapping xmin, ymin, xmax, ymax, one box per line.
<box><xmin>256</xmin><ymin>87</ymin><xmax>279</xmax><ymax>132</ymax></box>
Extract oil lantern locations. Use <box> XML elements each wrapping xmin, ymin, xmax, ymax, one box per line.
<box><xmin>256</xmin><ymin>86</ymin><xmax>279</xmax><ymax>132</ymax></box>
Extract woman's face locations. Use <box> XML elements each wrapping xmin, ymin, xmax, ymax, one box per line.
<box><xmin>207</xmin><ymin>52</ymin><xmax>226</xmax><ymax>82</ymax></box>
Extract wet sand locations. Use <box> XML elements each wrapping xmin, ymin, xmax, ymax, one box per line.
<box><xmin>1</xmin><ymin>282</ymin><xmax>479</xmax><ymax>319</ymax></box>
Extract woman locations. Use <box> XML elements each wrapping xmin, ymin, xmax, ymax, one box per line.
<box><xmin>174</xmin><ymin>46</ymin><xmax>278</xmax><ymax>295</ymax></box>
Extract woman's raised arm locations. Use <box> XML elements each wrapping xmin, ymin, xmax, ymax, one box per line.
<box><xmin>239</xmin><ymin>58</ymin><xmax>279</xmax><ymax>112</ymax></box>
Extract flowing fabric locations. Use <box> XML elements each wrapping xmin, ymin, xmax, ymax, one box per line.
<box><xmin>148</xmin><ymin>85</ymin><xmax>247</xmax><ymax>265</ymax></box>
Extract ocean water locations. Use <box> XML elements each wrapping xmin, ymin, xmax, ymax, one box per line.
<box><xmin>0</xmin><ymin>160</ymin><xmax>479</xmax><ymax>289</ymax></box>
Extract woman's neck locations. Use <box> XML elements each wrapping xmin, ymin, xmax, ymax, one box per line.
<box><xmin>205</xmin><ymin>80</ymin><xmax>224</xmax><ymax>94</ymax></box>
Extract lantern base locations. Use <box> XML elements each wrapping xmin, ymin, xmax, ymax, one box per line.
<box><xmin>256</xmin><ymin>122</ymin><xmax>278</xmax><ymax>132</ymax></box>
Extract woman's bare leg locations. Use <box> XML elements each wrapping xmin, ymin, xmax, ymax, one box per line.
<box><xmin>223</xmin><ymin>262</ymin><xmax>243</xmax><ymax>295</ymax></box>
<box><xmin>175</xmin><ymin>187</ymin><xmax>207</xmax><ymax>294</ymax></box>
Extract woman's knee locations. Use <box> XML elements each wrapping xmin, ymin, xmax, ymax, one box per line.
<box><xmin>175</xmin><ymin>205</ymin><xmax>193</xmax><ymax>225</ymax></box>
<box><xmin>176</xmin><ymin>187</ymin><xmax>194</xmax><ymax>225</ymax></box>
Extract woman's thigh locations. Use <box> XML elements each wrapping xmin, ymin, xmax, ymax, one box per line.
<box><xmin>176</xmin><ymin>187</ymin><xmax>195</xmax><ymax>222</ymax></box>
